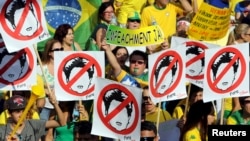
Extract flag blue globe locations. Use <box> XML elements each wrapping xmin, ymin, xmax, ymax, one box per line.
<box><xmin>44</xmin><ymin>0</ymin><xmax>81</xmax><ymax>29</ymax></box>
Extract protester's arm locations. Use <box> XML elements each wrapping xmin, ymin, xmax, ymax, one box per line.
<box><xmin>101</xmin><ymin>42</ymin><xmax>122</xmax><ymax>77</ymax></box>
<box><xmin>160</xmin><ymin>38</ymin><xmax>169</xmax><ymax>51</ymax></box>
<box><xmin>45</xmin><ymin>92</ymin><xmax>65</xmax><ymax>128</ymax></box>
<box><xmin>36</xmin><ymin>97</ymin><xmax>45</xmax><ymax>113</ymax></box>
<box><xmin>96</xmin><ymin>28</ymin><xmax>106</xmax><ymax>49</ymax></box>
<box><xmin>78</xmin><ymin>104</ymin><xmax>89</xmax><ymax>121</ymax></box>
<box><xmin>234</xmin><ymin>4</ymin><xmax>242</xmax><ymax>22</ymax></box>
<box><xmin>232</xmin><ymin>97</ymin><xmax>241</xmax><ymax>112</ymax></box>
<box><xmin>179</xmin><ymin>0</ymin><xmax>193</xmax><ymax>13</ymax></box>
<box><xmin>192</xmin><ymin>0</ymin><xmax>198</xmax><ymax>13</ymax></box>
<box><xmin>177</xmin><ymin>116</ymin><xmax>186</xmax><ymax>129</ymax></box>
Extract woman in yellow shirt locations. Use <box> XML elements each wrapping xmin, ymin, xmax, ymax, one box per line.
<box><xmin>179</xmin><ymin>100</ymin><xmax>216</xmax><ymax>141</ymax></box>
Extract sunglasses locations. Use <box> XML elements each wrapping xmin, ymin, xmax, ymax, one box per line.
<box><xmin>130</xmin><ymin>60</ymin><xmax>145</xmax><ymax>65</ymax></box>
<box><xmin>140</xmin><ymin>137</ymin><xmax>155</xmax><ymax>141</ymax></box>
<box><xmin>129</xmin><ymin>19</ymin><xmax>141</xmax><ymax>23</ymax></box>
<box><xmin>50</xmin><ymin>48</ymin><xmax>64</xmax><ymax>52</ymax></box>
<box><xmin>143</xmin><ymin>96</ymin><xmax>151</xmax><ymax>101</ymax></box>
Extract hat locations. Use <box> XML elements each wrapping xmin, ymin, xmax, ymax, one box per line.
<box><xmin>128</xmin><ymin>11</ymin><xmax>141</xmax><ymax>20</ymax></box>
<box><xmin>7</xmin><ymin>95</ymin><xmax>27</xmax><ymax>110</ymax></box>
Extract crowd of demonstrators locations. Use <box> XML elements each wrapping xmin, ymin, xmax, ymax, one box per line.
<box><xmin>2</xmin><ymin>0</ymin><xmax>250</xmax><ymax>141</ymax></box>
<box><xmin>101</xmin><ymin>40</ymin><xmax>148</xmax><ymax>88</ymax></box>
<box><xmin>172</xmin><ymin>84</ymin><xmax>203</xmax><ymax>119</ymax></box>
<box><xmin>37</xmin><ymin>39</ymin><xmax>63</xmax><ymax>141</ymax></box>
<box><xmin>0</xmin><ymin>75</ymin><xmax>46</xmax><ymax>125</ymax></box>
<box><xmin>0</xmin><ymin>92</ymin><xmax>64</xmax><ymax>141</ymax></box>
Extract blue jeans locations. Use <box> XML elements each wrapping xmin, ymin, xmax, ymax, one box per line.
<box><xmin>40</xmin><ymin>107</ymin><xmax>52</xmax><ymax>120</ymax></box>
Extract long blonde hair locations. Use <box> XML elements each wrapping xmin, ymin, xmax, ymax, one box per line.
<box><xmin>227</xmin><ymin>23</ymin><xmax>250</xmax><ymax>45</ymax></box>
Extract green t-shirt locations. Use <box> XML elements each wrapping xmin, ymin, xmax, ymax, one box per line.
<box><xmin>55</xmin><ymin>122</ymin><xmax>74</xmax><ymax>141</ymax></box>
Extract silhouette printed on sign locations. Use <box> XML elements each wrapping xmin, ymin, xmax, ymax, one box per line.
<box><xmin>186</xmin><ymin>46</ymin><xmax>204</xmax><ymax>77</ymax></box>
<box><xmin>154</xmin><ymin>56</ymin><xmax>178</xmax><ymax>94</ymax></box>
<box><xmin>63</xmin><ymin>57</ymin><xmax>95</xmax><ymax>94</ymax></box>
<box><xmin>103</xmin><ymin>89</ymin><xmax>134</xmax><ymax>131</ymax></box>
<box><xmin>211</xmin><ymin>52</ymin><xmax>239</xmax><ymax>91</ymax></box>
<box><xmin>5</xmin><ymin>0</ymin><xmax>39</xmax><ymax>36</ymax></box>
<box><xmin>0</xmin><ymin>48</ymin><xmax>27</xmax><ymax>83</ymax></box>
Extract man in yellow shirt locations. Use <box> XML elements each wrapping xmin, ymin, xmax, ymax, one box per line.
<box><xmin>140</xmin><ymin>0</ymin><xmax>192</xmax><ymax>52</ymax></box>
<box><xmin>143</xmin><ymin>86</ymin><xmax>172</xmax><ymax>124</ymax></box>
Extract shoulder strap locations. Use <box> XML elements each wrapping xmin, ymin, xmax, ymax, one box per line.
<box><xmin>28</xmin><ymin>120</ymin><xmax>36</xmax><ymax>141</ymax></box>
<box><xmin>72</xmin><ymin>42</ymin><xmax>76</xmax><ymax>51</ymax></box>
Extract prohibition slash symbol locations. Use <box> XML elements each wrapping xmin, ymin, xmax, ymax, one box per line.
<box><xmin>207</xmin><ymin>47</ymin><xmax>246</xmax><ymax>93</ymax></box>
<box><xmin>185</xmin><ymin>41</ymin><xmax>207</xmax><ymax>79</ymax></box>
<box><xmin>97</xmin><ymin>84</ymin><xmax>139</xmax><ymax>134</ymax></box>
<box><xmin>150</xmin><ymin>50</ymin><xmax>183</xmax><ymax>97</ymax></box>
<box><xmin>0</xmin><ymin>44</ymin><xmax>34</xmax><ymax>85</ymax></box>
<box><xmin>58</xmin><ymin>53</ymin><xmax>102</xmax><ymax>96</ymax></box>
<box><xmin>0</xmin><ymin>0</ymin><xmax>43</xmax><ymax>40</ymax></box>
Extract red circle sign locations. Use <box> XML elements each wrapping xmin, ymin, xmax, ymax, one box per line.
<box><xmin>185</xmin><ymin>41</ymin><xmax>208</xmax><ymax>80</ymax></box>
<box><xmin>0</xmin><ymin>44</ymin><xmax>34</xmax><ymax>85</ymax></box>
<box><xmin>207</xmin><ymin>47</ymin><xmax>246</xmax><ymax>93</ymax></box>
<box><xmin>58</xmin><ymin>53</ymin><xmax>102</xmax><ymax>96</ymax></box>
<box><xmin>0</xmin><ymin>0</ymin><xmax>43</xmax><ymax>40</ymax></box>
<box><xmin>150</xmin><ymin>50</ymin><xmax>183</xmax><ymax>97</ymax></box>
<box><xmin>97</xmin><ymin>84</ymin><xmax>139</xmax><ymax>134</ymax></box>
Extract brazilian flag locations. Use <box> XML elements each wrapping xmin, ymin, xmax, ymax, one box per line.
<box><xmin>37</xmin><ymin>0</ymin><xmax>102</xmax><ymax>51</ymax></box>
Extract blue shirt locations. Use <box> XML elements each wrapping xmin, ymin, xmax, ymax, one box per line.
<box><xmin>208</xmin><ymin>0</ymin><xmax>229</xmax><ymax>8</ymax></box>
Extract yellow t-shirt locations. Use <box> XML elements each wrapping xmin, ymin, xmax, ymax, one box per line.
<box><xmin>0</xmin><ymin>110</ymin><xmax>40</xmax><ymax>124</ymax></box>
<box><xmin>115</xmin><ymin>0</ymin><xmax>154</xmax><ymax>24</ymax></box>
<box><xmin>172</xmin><ymin>106</ymin><xmax>185</xmax><ymax>119</ymax></box>
<box><xmin>141</xmin><ymin>4</ymin><xmax>183</xmax><ymax>51</ymax></box>
<box><xmin>183</xmin><ymin>127</ymin><xmax>201</xmax><ymax>141</ymax></box>
<box><xmin>145</xmin><ymin>107</ymin><xmax>172</xmax><ymax>123</ymax></box>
